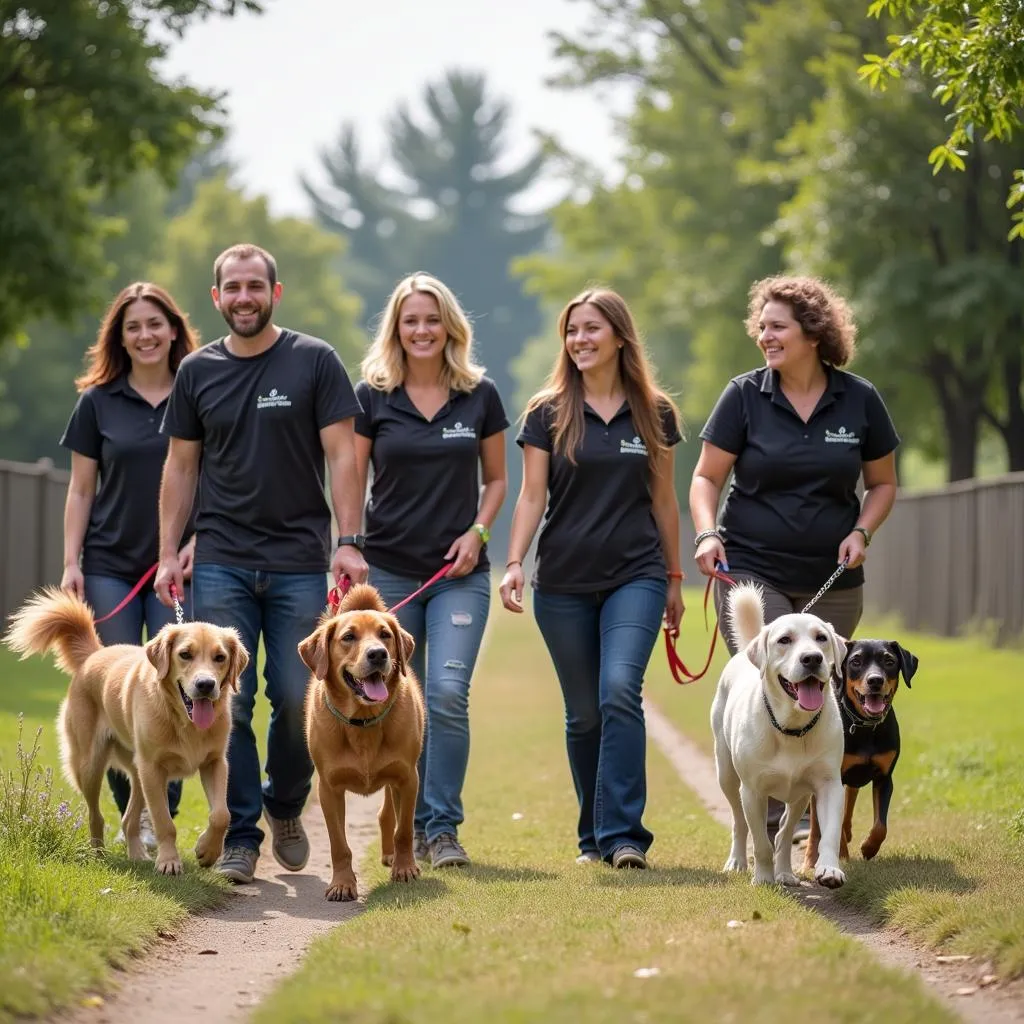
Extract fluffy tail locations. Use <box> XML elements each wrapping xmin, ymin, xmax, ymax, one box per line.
<box><xmin>3</xmin><ymin>586</ymin><xmax>101</xmax><ymax>676</ymax></box>
<box><xmin>726</xmin><ymin>582</ymin><xmax>765</xmax><ymax>652</ymax></box>
<box><xmin>339</xmin><ymin>583</ymin><xmax>387</xmax><ymax>614</ymax></box>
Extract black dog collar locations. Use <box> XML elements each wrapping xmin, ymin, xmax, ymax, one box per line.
<box><xmin>839</xmin><ymin>691</ymin><xmax>889</xmax><ymax>734</ymax></box>
<box><xmin>323</xmin><ymin>690</ymin><xmax>394</xmax><ymax>729</ymax></box>
<box><xmin>762</xmin><ymin>688</ymin><xmax>822</xmax><ymax>737</ymax></box>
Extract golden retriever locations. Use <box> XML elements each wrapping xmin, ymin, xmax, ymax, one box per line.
<box><xmin>299</xmin><ymin>583</ymin><xmax>424</xmax><ymax>901</ymax></box>
<box><xmin>4</xmin><ymin>586</ymin><xmax>248</xmax><ymax>875</ymax></box>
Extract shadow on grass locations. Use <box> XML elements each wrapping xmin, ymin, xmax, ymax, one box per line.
<box><xmin>594</xmin><ymin>863</ymin><xmax>729</xmax><ymax>888</ymax></box>
<box><xmin>365</xmin><ymin>874</ymin><xmax>451</xmax><ymax>910</ymax></box>
<box><xmin>100</xmin><ymin>851</ymin><xmax>231</xmax><ymax>913</ymax></box>
<box><xmin>461</xmin><ymin>862</ymin><xmax>559</xmax><ymax>883</ymax></box>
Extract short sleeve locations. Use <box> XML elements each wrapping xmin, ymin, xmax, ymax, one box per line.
<box><xmin>315</xmin><ymin>347</ymin><xmax>363</xmax><ymax>429</ymax></box>
<box><xmin>353</xmin><ymin>380</ymin><xmax>375</xmax><ymax>439</ymax></box>
<box><xmin>480</xmin><ymin>379</ymin><xmax>510</xmax><ymax>439</ymax></box>
<box><xmin>699</xmin><ymin>382</ymin><xmax>746</xmax><ymax>455</ymax></box>
<box><xmin>60</xmin><ymin>389</ymin><xmax>102</xmax><ymax>459</ymax></box>
<box><xmin>660</xmin><ymin>400</ymin><xmax>682</xmax><ymax>447</ymax></box>
<box><xmin>861</xmin><ymin>384</ymin><xmax>900</xmax><ymax>462</ymax></box>
<box><xmin>516</xmin><ymin>401</ymin><xmax>552</xmax><ymax>452</ymax></box>
<box><xmin>162</xmin><ymin>361</ymin><xmax>204</xmax><ymax>441</ymax></box>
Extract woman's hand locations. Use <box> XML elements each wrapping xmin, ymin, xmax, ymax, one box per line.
<box><xmin>695</xmin><ymin>535</ymin><xmax>728</xmax><ymax>577</ymax></box>
<box><xmin>61</xmin><ymin>564</ymin><xmax>85</xmax><ymax>600</ymax></box>
<box><xmin>499</xmin><ymin>562</ymin><xmax>526</xmax><ymax>613</ymax></box>
<box><xmin>838</xmin><ymin>530</ymin><xmax>867</xmax><ymax>570</ymax></box>
<box><xmin>664</xmin><ymin>580</ymin><xmax>684</xmax><ymax>636</ymax></box>
<box><xmin>178</xmin><ymin>537</ymin><xmax>197</xmax><ymax>582</ymax></box>
<box><xmin>444</xmin><ymin>529</ymin><xmax>484</xmax><ymax>578</ymax></box>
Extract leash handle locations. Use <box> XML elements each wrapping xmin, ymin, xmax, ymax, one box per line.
<box><xmin>663</xmin><ymin>565</ymin><xmax>736</xmax><ymax>685</ymax></box>
<box><xmin>169</xmin><ymin>582</ymin><xmax>186</xmax><ymax>625</ymax></box>
<box><xmin>93</xmin><ymin>563</ymin><xmax>159</xmax><ymax>624</ymax></box>
<box><xmin>327</xmin><ymin>562</ymin><xmax>453</xmax><ymax>616</ymax></box>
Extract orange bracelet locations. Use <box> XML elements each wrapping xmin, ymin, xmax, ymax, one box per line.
<box><xmin>667</xmin><ymin>570</ymin><xmax>686</xmax><ymax>581</ymax></box>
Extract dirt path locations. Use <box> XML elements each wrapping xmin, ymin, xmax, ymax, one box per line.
<box><xmin>63</xmin><ymin>794</ymin><xmax>379</xmax><ymax>1024</ymax></box>
<box><xmin>644</xmin><ymin>698</ymin><xmax>1024</xmax><ymax>1024</ymax></box>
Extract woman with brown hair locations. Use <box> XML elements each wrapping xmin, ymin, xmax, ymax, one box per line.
<box><xmin>60</xmin><ymin>281</ymin><xmax>199</xmax><ymax>848</ymax></box>
<box><xmin>499</xmin><ymin>288</ymin><xmax>684</xmax><ymax>870</ymax></box>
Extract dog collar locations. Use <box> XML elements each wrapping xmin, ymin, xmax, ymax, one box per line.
<box><xmin>323</xmin><ymin>689</ymin><xmax>394</xmax><ymax>729</ymax></box>
<box><xmin>840</xmin><ymin>692</ymin><xmax>888</xmax><ymax>734</ymax></box>
<box><xmin>762</xmin><ymin>688</ymin><xmax>822</xmax><ymax>737</ymax></box>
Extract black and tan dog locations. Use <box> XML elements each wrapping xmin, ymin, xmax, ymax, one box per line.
<box><xmin>802</xmin><ymin>639</ymin><xmax>919</xmax><ymax>873</ymax></box>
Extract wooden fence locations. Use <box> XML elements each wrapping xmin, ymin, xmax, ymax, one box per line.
<box><xmin>864</xmin><ymin>471</ymin><xmax>1024</xmax><ymax>645</ymax></box>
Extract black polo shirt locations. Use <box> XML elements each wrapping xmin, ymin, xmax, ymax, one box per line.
<box><xmin>162</xmin><ymin>330</ymin><xmax>362</xmax><ymax>573</ymax></box>
<box><xmin>700</xmin><ymin>366</ymin><xmax>900</xmax><ymax>592</ymax></box>
<box><xmin>61</xmin><ymin>377</ymin><xmax>194</xmax><ymax>582</ymax></box>
<box><xmin>517</xmin><ymin>399</ymin><xmax>681</xmax><ymax>593</ymax></box>
<box><xmin>354</xmin><ymin>378</ymin><xmax>508</xmax><ymax>578</ymax></box>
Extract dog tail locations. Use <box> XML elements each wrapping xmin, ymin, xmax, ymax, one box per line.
<box><xmin>3</xmin><ymin>586</ymin><xmax>101</xmax><ymax>676</ymax></box>
<box><xmin>726</xmin><ymin>582</ymin><xmax>765</xmax><ymax>652</ymax></box>
<box><xmin>338</xmin><ymin>583</ymin><xmax>387</xmax><ymax>614</ymax></box>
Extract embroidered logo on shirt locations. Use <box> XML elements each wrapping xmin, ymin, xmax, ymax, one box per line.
<box><xmin>620</xmin><ymin>435</ymin><xmax>648</xmax><ymax>456</ymax></box>
<box><xmin>441</xmin><ymin>421</ymin><xmax>476</xmax><ymax>440</ymax></box>
<box><xmin>824</xmin><ymin>426</ymin><xmax>859</xmax><ymax>444</ymax></box>
<box><xmin>257</xmin><ymin>387</ymin><xmax>292</xmax><ymax>410</ymax></box>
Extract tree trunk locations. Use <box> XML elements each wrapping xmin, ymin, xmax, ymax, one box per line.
<box><xmin>996</xmin><ymin>347</ymin><xmax>1024</xmax><ymax>471</ymax></box>
<box><xmin>928</xmin><ymin>355</ymin><xmax>983</xmax><ymax>482</ymax></box>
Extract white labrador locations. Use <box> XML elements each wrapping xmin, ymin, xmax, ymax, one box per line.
<box><xmin>710</xmin><ymin>582</ymin><xmax>847</xmax><ymax>888</ymax></box>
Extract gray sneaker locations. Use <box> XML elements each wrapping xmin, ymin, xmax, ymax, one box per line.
<box><xmin>216</xmin><ymin>846</ymin><xmax>259</xmax><ymax>884</ymax></box>
<box><xmin>265</xmin><ymin>812</ymin><xmax>310</xmax><ymax>871</ymax></box>
<box><xmin>413</xmin><ymin>831</ymin><xmax>429</xmax><ymax>862</ymax></box>
<box><xmin>430</xmin><ymin>832</ymin><xmax>470</xmax><ymax>869</ymax></box>
<box><xmin>611</xmin><ymin>845</ymin><xmax>648</xmax><ymax>869</ymax></box>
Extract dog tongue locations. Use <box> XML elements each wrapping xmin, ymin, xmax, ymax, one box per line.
<box><xmin>864</xmin><ymin>694</ymin><xmax>887</xmax><ymax>715</ymax></box>
<box><xmin>190</xmin><ymin>698</ymin><xmax>216</xmax><ymax>730</ymax></box>
<box><xmin>796</xmin><ymin>681</ymin><xmax>824</xmax><ymax>712</ymax></box>
<box><xmin>362</xmin><ymin>677</ymin><xmax>389</xmax><ymax>703</ymax></box>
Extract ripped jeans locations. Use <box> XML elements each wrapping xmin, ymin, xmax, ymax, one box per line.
<box><xmin>368</xmin><ymin>564</ymin><xmax>491</xmax><ymax>842</ymax></box>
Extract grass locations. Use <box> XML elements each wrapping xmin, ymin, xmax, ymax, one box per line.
<box><xmin>0</xmin><ymin>648</ymin><xmax>245</xmax><ymax>1020</ymax></box>
<box><xmin>255</xmin><ymin>602</ymin><xmax>953</xmax><ymax>1024</ymax></box>
<box><xmin>648</xmin><ymin>587</ymin><xmax>1024</xmax><ymax>978</ymax></box>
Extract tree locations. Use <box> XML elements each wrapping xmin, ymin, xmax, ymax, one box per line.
<box><xmin>860</xmin><ymin>0</ymin><xmax>1024</xmax><ymax>238</ymax></box>
<box><xmin>0</xmin><ymin>0</ymin><xmax>263</xmax><ymax>344</ymax></box>
<box><xmin>151</xmin><ymin>176</ymin><xmax>365</xmax><ymax>366</ymax></box>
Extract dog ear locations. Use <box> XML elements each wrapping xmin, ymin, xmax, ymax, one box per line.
<box><xmin>386</xmin><ymin>614</ymin><xmax>415</xmax><ymax>678</ymax></box>
<box><xmin>297</xmin><ymin>620</ymin><xmax>335</xmax><ymax>681</ymax></box>
<box><xmin>893</xmin><ymin>642</ymin><xmax>919</xmax><ymax>688</ymax></box>
<box><xmin>224</xmin><ymin>629</ymin><xmax>250</xmax><ymax>693</ymax></box>
<box><xmin>145</xmin><ymin>626</ymin><xmax>175</xmax><ymax>678</ymax></box>
<box><xmin>826</xmin><ymin>625</ymin><xmax>847</xmax><ymax>676</ymax></box>
<box><xmin>745</xmin><ymin>627</ymin><xmax>769</xmax><ymax>671</ymax></box>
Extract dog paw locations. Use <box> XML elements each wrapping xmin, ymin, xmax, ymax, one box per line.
<box><xmin>722</xmin><ymin>856</ymin><xmax>747</xmax><ymax>873</ymax></box>
<box><xmin>381</xmin><ymin>852</ymin><xmax>394</xmax><ymax>867</ymax></box>
<box><xmin>155</xmin><ymin>853</ymin><xmax>183</xmax><ymax>876</ymax></box>
<box><xmin>776</xmin><ymin>871</ymin><xmax>800</xmax><ymax>887</ymax></box>
<box><xmin>127</xmin><ymin>840</ymin><xmax>150</xmax><ymax>861</ymax></box>
<box><xmin>194</xmin><ymin>831</ymin><xmax>223</xmax><ymax>868</ymax></box>
<box><xmin>860</xmin><ymin>841</ymin><xmax>880</xmax><ymax>861</ymax></box>
<box><xmin>815</xmin><ymin>864</ymin><xmax>846</xmax><ymax>889</ymax></box>
<box><xmin>325</xmin><ymin>875</ymin><xmax>359</xmax><ymax>901</ymax></box>
<box><xmin>390</xmin><ymin>858</ymin><xmax>420</xmax><ymax>883</ymax></box>
<box><xmin>752</xmin><ymin>867</ymin><xmax>776</xmax><ymax>886</ymax></box>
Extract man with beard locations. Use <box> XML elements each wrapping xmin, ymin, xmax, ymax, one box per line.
<box><xmin>154</xmin><ymin>243</ymin><xmax>368</xmax><ymax>884</ymax></box>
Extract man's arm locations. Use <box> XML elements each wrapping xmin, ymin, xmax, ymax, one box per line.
<box><xmin>154</xmin><ymin>437</ymin><xmax>201</xmax><ymax>606</ymax></box>
<box><xmin>321</xmin><ymin>418</ymin><xmax>369</xmax><ymax>584</ymax></box>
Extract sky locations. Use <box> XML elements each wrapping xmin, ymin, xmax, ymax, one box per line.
<box><xmin>161</xmin><ymin>0</ymin><xmax>634</xmax><ymax>218</ymax></box>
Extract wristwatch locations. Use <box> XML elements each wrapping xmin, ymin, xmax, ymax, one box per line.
<box><xmin>853</xmin><ymin>526</ymin><xmax>872</xmax><ymax>547</ymax></box>
<box><xmin>337</xmin><ymin>534</ymin><xmax>366</xmax><ymax>551</ymax></box>
<box><xmin>472</xmin><ymin>523</ymin><xmax>491</xmax><ymax>544</ymax></box>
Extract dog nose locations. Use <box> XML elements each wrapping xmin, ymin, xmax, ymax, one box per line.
<box><xmin>800</xmin><ymin>652</ymin><xmax>823</xmax><ymax>669</ymax></box>
<box><xmin>366</xmin><ymin>646</ymin><xmax>388</xmax><ymax>667</ymax></box>
<box><xmin>865</xmin><ymin>674</ymin><xmax>885</xmax><ymax>690</ymax></box>
<box><xmin>194</xmin><ymin>677</ymin><xmax>216</xmax><ymax>697</ymax></box>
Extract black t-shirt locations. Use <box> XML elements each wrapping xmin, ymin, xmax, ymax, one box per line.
<box><xmin>60</xmin><ymin>376</ymin><xmax>195</xmax><ymax>581</ymax></box>
<box><xmin>162</xmin><ymin>330</ymin><xmax>362</xmax><ymax>573</ymax></box>
<box><xmin>517</xmin><ymin>399</ymin><xmax>681</xmax><ymax>594</ymax></box>
<box><xmin>354</xmin><ymin>378</ymin><xmax>508</xmax><ymax>579</ymax></box>
<box><xmin>700</xmin><ymin>366</ymin><xmax>900</xmax><ymax>592</ymax></box>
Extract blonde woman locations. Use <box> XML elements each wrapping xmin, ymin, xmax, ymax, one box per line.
<box><xmin>355</xmin><ymin>272</ymin><xmax>508</xmax><ymax>869</ymax></box>
<box><xmin>499</xmin><ymin>289</ymin><xmax>684</xmax><ymax>869</ymax></box>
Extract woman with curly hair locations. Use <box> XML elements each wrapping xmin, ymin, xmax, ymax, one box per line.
<box><xmin>354</xmin><ymin>272</ymin><xmax>508</xmax><ymax>870</ymax></box>
<box><xmin>60</xmin><ymin>281</ymin><xmax>199</xmax><ymax>851</ymax></box>
<box><xmin>689</xmin><ymin>275</ymin><xmax>900</xmax><ymax>842</ymax></box>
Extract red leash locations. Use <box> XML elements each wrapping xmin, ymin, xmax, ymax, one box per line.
<box><xmin>93</xmin><ymin>562</ymin><xmax>159</xmax><ymax>624</ymax></box>
<box><xmin>663</xmin><ymin>566</ymin><xmax>737</xmax><ymax>685</ymax></box>
<box><xmin>327</xmin><ymin>562</ymin><xmax>454</xmax><ymax>616</ymax></box>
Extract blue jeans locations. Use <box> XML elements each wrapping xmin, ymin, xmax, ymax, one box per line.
<box><xmin>533</xmin><ymin>577</ymin><xmax>666</xmax><ymax>859</ymax></box>
<box><xmin>368</xmin><ymin>565</ymin><xmax>490</xmax><ymax>842</ymax></box>
<box><xmin>84</xmin><ymin>574</ymin><xmax>189</xmax><ymax>818</ymax></box>
<box><xmin>192</xmin><ymin>564</ymin><xmax>327</xmax><ymax>852</ymax></box>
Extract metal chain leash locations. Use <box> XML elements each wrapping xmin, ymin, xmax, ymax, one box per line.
<box><xmin>801</xmin><ymin>559</ymin><xmax>848</xmax><ymax>613</ymax></box>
